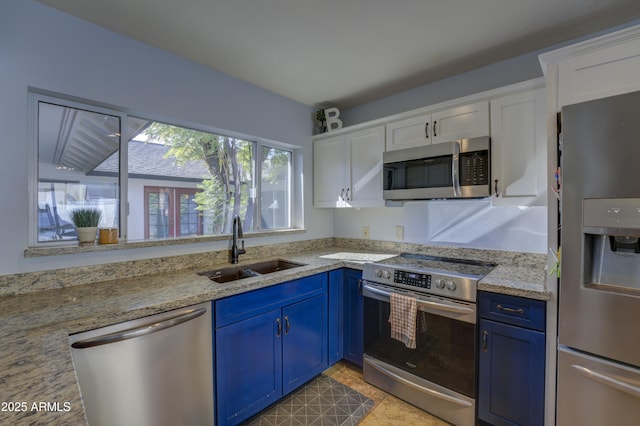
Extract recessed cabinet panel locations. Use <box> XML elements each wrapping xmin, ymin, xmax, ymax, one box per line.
<box><xmin>385</xmin><ymin>101</ymin><xmax>489</xmax><ymax>151</ymax></box>
<box><xmin>490</xmin><ymin>88</ymin><xmax>546</xmax><ymax>204</ymax></box>
<box><xmin>431</xmin><ymin>101</ymin><xmax>489</xmax><ymax>144</ymax></box>
<box><xmin>385</xmin><ymin>114</ymin><xmax>432</xmax><ymax>151</ymax></box>
<box><xmin>558</xmin><ymin>37</ymin><xmax>640</xmax><ymax>107</ymax></box>
<box><xmin>314</xmin><ymin>134</ymin><xmax>348</xmax><ymax>207</ymax></box>
<box><xmin>314</xmin><ymin>125</ymin><xmax>384</xmax><ymax>208</ymax></box>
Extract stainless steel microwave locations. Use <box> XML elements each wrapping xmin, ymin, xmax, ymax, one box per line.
<box><xmin>383</xmin><ymin>136</ymin><xmax>491</xmax><ymax>200</ymax></box>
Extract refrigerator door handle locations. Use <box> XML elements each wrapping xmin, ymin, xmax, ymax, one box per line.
<box><xmin>571</xmin><ymin>364</ymin><xmax>640</xmax><ymax>399</ymax></box>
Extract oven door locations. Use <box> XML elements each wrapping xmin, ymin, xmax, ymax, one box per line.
<box><xmin>362</xmin><ymin>281</ymin><xmax>477</xmax><ymax>398</ymax></box>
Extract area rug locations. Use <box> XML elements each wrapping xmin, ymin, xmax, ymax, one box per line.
<box><xmin>242</xmin><ymin>374</ymin><xmax>375</xmax><ymax>426</ymax></box>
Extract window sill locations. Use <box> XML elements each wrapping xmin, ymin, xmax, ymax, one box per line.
<box><xmin>24</xmin><ymin>228</ymin><xmax>306</xmax><ymax>258</ymax></box>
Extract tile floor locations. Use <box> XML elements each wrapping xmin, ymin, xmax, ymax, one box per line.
<box><xmin>323</xmin><ymin>362</ymin><xmax>452</xmax><ymax>426</ymax></box>
<box><xmin>243</xmin><ymin>374</ymin><xmax>374</xmax><ymax>425</ymax></box>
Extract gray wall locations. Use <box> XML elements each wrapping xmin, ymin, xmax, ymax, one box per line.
<box><xmin>341</xmin><ymin>19</ymin><xmax>640</xmax><ymax>127</ymax></box>
<box><xmin>0</xmin><ymin>0</ymin><xmax>332</xmax><ymax>275</ymax></box>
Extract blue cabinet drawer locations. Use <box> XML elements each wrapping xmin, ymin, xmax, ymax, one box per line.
<box><xmin>216</xmin><ymin>272</ymin><xmax>327</xmax><ymax>327</ymax></box>
<box><xmin>478</xmin><ymin>291</ymin><xmax>546</xmax><ymax>331</ymax></box>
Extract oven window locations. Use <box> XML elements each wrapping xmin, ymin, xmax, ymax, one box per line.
<box><xmin>364</xmin><ymin>297</ymin><xmax>477</xmax><ymax>398</ymax></box>
<box><xmin>384</xmin><ymin>155</ymin><xmax>452</xmax><ymax>190</ymax></box>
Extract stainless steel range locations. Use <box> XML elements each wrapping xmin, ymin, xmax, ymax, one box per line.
<box><xmin>361</xmin><ymin>253</ymin><xmax>495</xmax><ymax>426</ymax></box>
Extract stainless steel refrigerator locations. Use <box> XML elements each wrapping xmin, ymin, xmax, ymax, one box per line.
<box><xmin>558</xmin><ymin>91</ymin><xmax>640</xmax><ymax>425</ymax></box>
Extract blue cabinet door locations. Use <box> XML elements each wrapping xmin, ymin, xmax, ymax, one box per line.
<box><xmin>216</xmin><ymin>308</ymin><xmax>282</xmax><ymax>426</ymax></box>
<box><xmin>478</xmin><ymin>318</ymin><xmax>545</xmax><ymax>426</ymax></box>
<box><xmin>343</xmin><ymin>269</ymin><xmax>363</xmax><ymax>366</ymax></box>
<box><xmin>282</xmin><ymin>294</ymin><xmax>328</xmax><ymax>394</ymax></box>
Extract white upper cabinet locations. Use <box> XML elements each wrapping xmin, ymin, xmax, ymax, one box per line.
<box><xmin>313</xmin><ymin>133</ymin><xmax>347</xmax><ymax>207</ymax></box>
<box><xmin>431</xmin><ymin>101</ymin><xmax>489</xmax><ymax>144</ymax></box>
<box><xmin>385</xmin><ymin>113</ymin><xmax>431</xmax><ymax>151</ymax></box>
<box><xmin>314</xmin><ymin>125</ymin><xmax>384</xmax><ymax>208</ymax></box>
<box><xmin>490</xmin><ymin>88</ymin><xmax>547</xmax><ymax>205</ymax></box>
<box><xmin>385</xmin><ymin>101</ymin><xmax>489</xmax><ymax>151</ymax></box>
<box><xmin>540</xmin><ymin>24</ymin><xmax>640</xmax><ymax>108</ymax></box>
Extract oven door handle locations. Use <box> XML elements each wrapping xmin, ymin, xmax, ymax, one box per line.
<box><xmin>366</xmin><ymin>357</ymin><xmax>473</xmax><ymax>408</ymax></box>
<box><xmin>363</xmin><ymin>283</ymin><xmax>474</xmax><ymax>315</ymax></box>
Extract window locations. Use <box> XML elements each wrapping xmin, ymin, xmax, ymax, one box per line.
<box><xmin>31</xmin><ymin>94</ymin><xmax>295</xmax><ymax>246</ymax></box>
<box><xmin>35</xmin><ymin>99</ymin><xmax>122</xmax><ymax>244</ymax></box>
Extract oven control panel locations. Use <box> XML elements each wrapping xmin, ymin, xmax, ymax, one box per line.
<box><xmin>394</xmin><ymin>270</ymin><xmax>431</xmax><ymax>289</ymax></box>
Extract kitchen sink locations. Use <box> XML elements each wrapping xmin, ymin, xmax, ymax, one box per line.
<box><xmin>198</xmin><ymin>259</ymin><xmax>306</xmax><ymax>283</ymax></box>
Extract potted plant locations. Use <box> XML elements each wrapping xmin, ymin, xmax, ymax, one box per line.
<box><xmin>315</xmin><ymin>109</ymin><xmax>326</xmax><ymax>134</ymax></box>
<box><xmin>70</xmin><ymin>207</ymin><xmax>102</xmax><ymax>245</ymax></box>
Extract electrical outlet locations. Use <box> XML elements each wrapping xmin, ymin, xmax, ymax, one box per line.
<box><xmin>362</xmin><ymin>226</ymin><xmax>370</xmax><ymax>239</ymax></box>
<box><xmin>395</xmin><ymin>225</ymin><xmax>404</xmax><ymax>240</ymax></box>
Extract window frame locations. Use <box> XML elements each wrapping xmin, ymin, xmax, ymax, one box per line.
<box><xmin>28</xmin><ymin>92</ymin><xmax>298</xmax><ymax>248</ymax></box>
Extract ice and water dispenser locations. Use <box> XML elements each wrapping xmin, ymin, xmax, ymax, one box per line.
<box><xmin>582</xmin><ymin>198</ymin><xmax>640</xmax><ymax>292</ymax></box>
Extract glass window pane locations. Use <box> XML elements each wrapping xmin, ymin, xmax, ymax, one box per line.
<box><xmin>129</xmin><ymin>120</ymin><xmax>255</xmax><ymax>241</ymax></box>
<box><xmin>260</xmin><ymin>146</ymin><xmax>291</xmax><ymax>230</ymax></box>
<box><xmin>37</xmin><ymin>101</ymin><xmax>120</xmax><ymax>243</ymax></box>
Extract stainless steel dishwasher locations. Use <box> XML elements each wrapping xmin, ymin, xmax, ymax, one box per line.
<box><xmin>69</xmin><ymin>302</ymin><xmax>214</xmax><ymax>426</ymax></box>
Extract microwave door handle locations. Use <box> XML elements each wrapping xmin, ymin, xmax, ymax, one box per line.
<box><xmin>451</xmin><ymin>141</ymin><xmax>461</xmax><ymax>197</ymax></box>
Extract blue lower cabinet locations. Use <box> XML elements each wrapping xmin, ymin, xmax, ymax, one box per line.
<box><xmin>478</xmin><ymin>292</ymin><xmax>546</xmax><ymax>426</ymax></box>
<box><xmin>216</xmin><ymin>308</ymin><xmax>282</xmax><ymax>425</ymax></box>
<box><xmin>215</xmin><ymin>273</ymin><xmax>328</xmax><ymax>426</ymax></box>
<box><xmin>282</xmin><ymin>295</ymin><xmax>328</xmax><ymax>394</ymax></box>
<box><xmin>342</xmin><ymin>269</ymin><xmax>363</xmax><ymax>366</ymax></box>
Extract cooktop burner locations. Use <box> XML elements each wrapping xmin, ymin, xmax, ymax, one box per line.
<box><xmin>362</xmin><ymin>253</ymin><xmax>496</xmax><ymax>302</ymax></box>
<box><xmin>380</xmin><ymin>253</ymin><xmax>496</xmax><ymax>279</ymax></box>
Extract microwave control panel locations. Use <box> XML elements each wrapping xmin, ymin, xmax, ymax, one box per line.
<box><xmin>460</xmin><ymin>150</ymin><xmax>488</xmax><ymax>186</ymax></box>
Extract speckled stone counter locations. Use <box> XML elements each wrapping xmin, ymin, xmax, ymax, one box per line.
<box><xmin>0</xmin><ymin>238</ymin><xmax>549</xmax><ymax>425</ymax></box>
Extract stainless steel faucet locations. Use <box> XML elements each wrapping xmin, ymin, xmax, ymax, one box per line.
<box><xmin>230</xmin><ymin>214</ymin><xmax>246</xmax><ymax>264</ymax></box>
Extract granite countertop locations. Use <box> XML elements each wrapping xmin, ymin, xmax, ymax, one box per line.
<box><xmin>0</xmin><ymin>245</ymin><xmax>549</xmax><ymax>425</ymax></box>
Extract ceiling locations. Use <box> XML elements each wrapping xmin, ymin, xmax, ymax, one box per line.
<box><xmin>36</xmin><ymin>0</ymin><xmax>640</xmax><ymax>109</ymax></box>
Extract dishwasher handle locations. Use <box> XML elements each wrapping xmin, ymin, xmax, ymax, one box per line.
<box><xmin>71</xmin><ymin>307</ymin><xmax>208</xmax><ymax>349</ymax></box>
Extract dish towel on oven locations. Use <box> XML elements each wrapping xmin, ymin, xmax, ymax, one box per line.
<box><xmin>389</xmin><ymin>292</ymin><xmax>418</xmax><ymax>349</ymax></box>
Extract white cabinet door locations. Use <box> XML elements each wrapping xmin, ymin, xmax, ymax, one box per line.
<box><xmin>313</xmin><ymin>134</ymin><xmax>347</xmax><ymax>208</ymax></box>
<box><xmin>385</xmin><ymin>113</ymin><xmax>431</xmax><ymax>151</ymax></box>
<box><xmin>348</xmin><ymin>126</ymin><xmax>385</xmax><ymax>207</ymax></box>
<box><xmin>557</xmin><ymin>35</ymin><xmax>640</xmax><ymax>107</ymax></box>
<box><xmin>432</xmin><ymin>101</ymin><xmax>490</xmax><ymax>144</ymax></box>
<box><xmin>386</xmin><ymin>101</ymin><xmax>490</xmax><ymax>151</ymax></box>
<box><xmin>490</xmin><ymin>88</ymin><xmax>546</xmax><ymax>204</ymax></box>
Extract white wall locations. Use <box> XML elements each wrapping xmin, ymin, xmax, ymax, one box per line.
<box><xmin>334</xmin><ymin>201</ymin><xmax>547</xmax><ymax>253</ymax></box>
<box><xmin>0</xmin><ymin>0</ymin><xmax>333</xmax><ymax>275</ymax></box>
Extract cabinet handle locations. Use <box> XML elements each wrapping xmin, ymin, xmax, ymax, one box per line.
<box><xmin>345</xmin><ymin>188</ymin><xmax>350</xmax><ymax>201</ymax></box>
<box><xmin>425</xmin><ymin>122</ymin><xmax>429</xmax><ymax>138</ymax></box>
<box><xmin>433</xmin><ymin>120</ymin><xmax>437</xmax><ymax>137</ymax></box>
<box><xmin>284</xmin><ymin>316</ymin><xmax>291</xmax><ymax>335</ymax></box>
<box><xmin>497</xmin><ymin>304</ymin><xmax>525</xmax><ymax>314</ymax></box>
<box><xmin>358</xmin><ymin>279</ymin><xmax>363</xmax><ymax>295</ymax></box>
<box><xmin>276</xmin><ymin>318</ymin><xmax>282</xmax><ymax>337</ymax></box>
<box><xmin>494</xmin><ymin>179</ymin><xmax>499</xmax><ymax>197</ymax></box>
<box><xmin>482</xmin><ymin>330</ymin><xmax>488</xmax><ymax>352</ymax></box>
<box><xmin>340</xmin><ymin>188</ymin><xmax>345</xmax><ymax>201</ymax></box>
